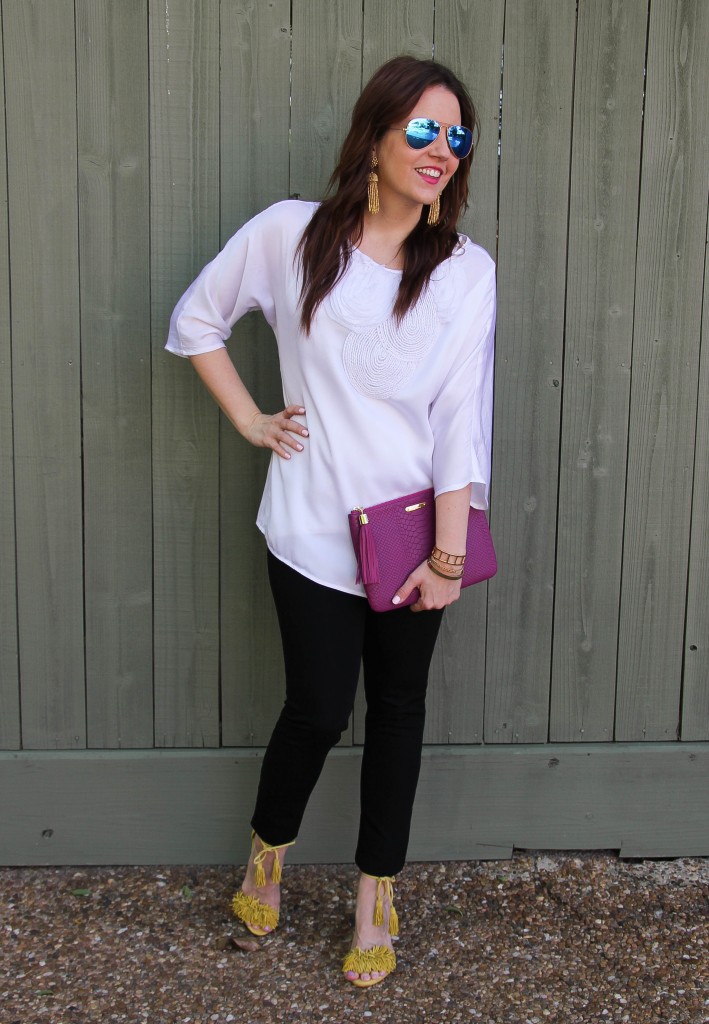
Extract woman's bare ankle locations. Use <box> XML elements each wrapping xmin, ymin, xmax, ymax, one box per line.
<box><xmin>351</xmin><ymin>872</ymin><xmax>394</xmax><ymax>951</ymax></box>
<box><xmin>240</xmin><ymin>835</ymin><xmax>289</xmax><ymax>910</ymax></box>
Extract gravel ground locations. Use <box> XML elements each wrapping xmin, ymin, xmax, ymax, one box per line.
<box><xmin>2</xmin><ymin>853</ymin><xmax>708</xmax><ymax>1024</ymax></box>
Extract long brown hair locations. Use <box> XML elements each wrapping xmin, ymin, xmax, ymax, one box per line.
<box><xmin>297</xmin><ymin>55</ymin><xmax>480</xmax><ymax>333</ymax></box>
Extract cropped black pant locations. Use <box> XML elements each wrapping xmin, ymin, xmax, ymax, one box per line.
<box><xmin>251</xmin><ymin>551</ymin><xmax>444</xmax><ymax>877</ymax></box>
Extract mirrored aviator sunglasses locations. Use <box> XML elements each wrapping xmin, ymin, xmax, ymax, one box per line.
<box><xmin>399</xmin><ymin>117</ymin><xmax>474</xmax><ymax>159</ymax></box>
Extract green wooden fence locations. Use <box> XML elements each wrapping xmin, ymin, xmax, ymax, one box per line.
<box><xmin>1</xmin><ymin>0</ymin><xmax>707</xmax><ymax>865</ymax></box>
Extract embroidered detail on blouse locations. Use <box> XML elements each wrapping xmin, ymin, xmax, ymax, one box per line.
<box><xmin>342</xmin><ymin>292</ymin><xmax>439</xmax><ymax>399</ymax></box>
<box><xmin>325</xmin><ymin>250</ymin><xmax>401</xmax><ymax>330</ymax></box>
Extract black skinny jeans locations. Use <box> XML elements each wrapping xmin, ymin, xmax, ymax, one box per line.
<box><xmin>251</xmin><ymin>551</ymin><xmax>444</xmax><ymax>877</ymax></box>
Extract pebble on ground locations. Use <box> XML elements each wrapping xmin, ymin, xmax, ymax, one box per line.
<box><xmin>1</xmin><ymin>853</ymin><xmax>708</xmax><ymax>1024</ymax></box>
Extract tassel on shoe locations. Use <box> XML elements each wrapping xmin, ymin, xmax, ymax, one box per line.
<box><xmin>370</xmin><ymin>876</ymin><xmax>398</xmax><ymax>936</ymax></box>
<box><xmin>344</xmin><ymin>875</ymin><xmax>399</xmax><ymax>987</ymax></box>
<box><xmin>232</xmin><ymin>891</ymin><xmax>278</xmax><ymax>934</ymax></box>
<box><xmin>251</xmin><ymin>831</ymin><xmax>296</xmax><ymax>889</ymax></box>
<box><xmin>343</xmin><ymin>945</ymin><xmax>396</xmax><ymax>988</ymax></box>
<box><xmin>231</xmin><ymin>831</ymin><xmax>296</xmax><ymax>937</ymax></box>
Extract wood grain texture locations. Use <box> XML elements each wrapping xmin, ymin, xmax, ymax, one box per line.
<box><xmin>680</xmin><ymin>202</ymin><xmax>709</xmax><ymax>741</ymax></box>
<box><xmin>0</xmin><ymin>8</ymin><xmax>20</xmax><ymax>750</ymax></box>
<box><xmin>424</xmin><ymin>591</ymin><xmax>487</xmax><ymax>743</ymax></box>
<box><xmin>290</xmin><ymin>0</ymin><xmax>363</xmax><ymax>201</ymax></box>
<box><xmin>616</xmin><ymin>0</ymin><xmax>709</xmax><ymax>740</ymax></box>
<box><xmin>362</xmin><ymin>0</ymin><xmax>433</xmax><ymax>76</ymax></box>
<box><xmin>218</xmin><ymin>0</ymin><xmax>292</xmax><ymax>747</ymax></box>
<box><xmin>3</xmin><ymin>743</ymin><xmax>707</xmax><ymax>865</ymax></box>
<box><xmin>150</xmin><ymin>0</ymin><xmax>221</xmax><ymax>747</ymax></box>
<box><xmin>434</xmin><ymin>0</ymin><xmax>504</xmax><ymax>256</ymax></box>
<box><xmin>424</xmin><ymin>0</ymin><xmax>504</xmax><ymax>743</ymax></box>
<box><xmin>483</xmin><ymin>0</ymin><xmax>576</xmax><ymax>743</ymax></box>
<box><xmin>5</xmin><ymin>0</ymin><xmax>86</xmax><ymax>749</ymax></box>
<box><xmin>77</xmin><ymin>0</ymin><xmax>153</xmax><ymax>749</ymax></box>
<box><xmin>550</xmin><ymin>0</ymin><xmax>648</xmax><ymax>741</ymax></box>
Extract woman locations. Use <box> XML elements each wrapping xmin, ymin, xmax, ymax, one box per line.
<box><xmin>166</xmin><ymin>54</ymin><xmax>496</xmax><ymax>987</ymax></box>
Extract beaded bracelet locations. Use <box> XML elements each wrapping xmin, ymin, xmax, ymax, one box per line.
<box><xmin>427</xmin><ymin>558</ymin><xmax>464</xmax><ymax>581</ymax></box>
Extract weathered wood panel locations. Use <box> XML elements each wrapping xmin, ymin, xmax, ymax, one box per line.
<box><xmin>550</xmin><ymin>0</ymin><xmax>647</xmax><ymax>741</ymax></box>
<box><xmin>219</xmin><ymin>0</ymin><xmax>291</xmax><ymax>747</ymax></box>
<box><xmin>681</xmin><ymin>205</ymin><xmax>709</xmax><ymax>741</ymax></box>
<box><xmin>484</xmin><ymin>0</ymin><xmax>576</xmax><ymax>742</ymax></box>
<box><xmin>616</xmin><ymin>0</ymin><xmax>709</xmax><ymax>740</ymax></box>
<box><xmin>435</xmin><ymin>0</ymin><xmax>503</xmax><ymax>253</ymax></box>
<box><xmin>3</xmin><ymin>744</ymin><xmax>707</xmax><ymax>865</ymax></box>
<box><xmin>150</xmin><ymin>0</ymin><xmax>221</xmax><ymax>747</ymax></box>
<box><xmin>424</xmin><ymin>0</ymin><xmax>505</xmax><ymax>743</ymax></box>
<box><xmin>0</xmin><ymin>7</ymin><xmax>20</xmax><ymax>750</ymax></box>
<box><xmin>77</xmin><ymin>0</ymin><xmax>153</xmax><ymax>749</ymax></box>
<box><xmin>290</xmin><ymin>0</ymin><xmax>363</xmax><ymax>201</ymax></box>
<box><xmin>5</xmin><ymin>0</ymin><xmax>85</xmax><ymax>749</ymax></box>
<box><xmin>362</xmin><ymin>0</ymin><xmax>433</xmax><ymax>76</ymax></box>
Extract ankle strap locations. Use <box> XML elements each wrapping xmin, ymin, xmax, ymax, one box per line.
<box><xmin>252</xmin><ymin>831</ymin><xmax>296</xmax><ymax>887</ymax></box>
<box><xmin>363</xmin><ymin>873</ymin><xmax>399</xmax><ymax>937</ymax></box>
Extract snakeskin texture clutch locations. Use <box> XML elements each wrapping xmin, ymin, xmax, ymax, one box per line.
<box><xmin>348</xmin><ymin>487</ymin><xmax>497</xmax><ymax>612</ymax></box>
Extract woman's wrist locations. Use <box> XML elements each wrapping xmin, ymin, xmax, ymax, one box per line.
<box><xmin>426</xmin><ymin>557</ymin><xmax>463</xmax><ymax>582</ymax></box>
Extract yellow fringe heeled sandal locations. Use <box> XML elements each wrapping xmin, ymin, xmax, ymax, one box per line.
<box><xmin>231</xmin><ymin>831</ymin><xmax>296</xmax><ymax>937</ymax></box>
<box><xmin>342</xmin><ymin>875</ymin><xmax>399</xmax><ymax>988</ymax></box>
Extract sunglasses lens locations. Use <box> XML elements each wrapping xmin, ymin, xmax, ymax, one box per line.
<box><xmin>405</xmin><ymin>118</ymin><xmax>439</xmax><ymax>150</ymax></box>
<box><xmin>447</xmin><ymin>125</ymin><xmax>473</xmax><ymax>158</ymax></box>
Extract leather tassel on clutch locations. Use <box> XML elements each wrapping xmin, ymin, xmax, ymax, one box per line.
<box><xmin>354</xmin><ymin>509</ymin><xmax>380</xmax><ymax>585</ymax></box>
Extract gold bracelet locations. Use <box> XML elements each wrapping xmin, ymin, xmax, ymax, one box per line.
<box><xmin>429</xmin><ymin>554</ymin><xmax>465</xmax><ymax>574</ymax></box>
<box><xmin>431</xmin><ymin>546</ymin><xmax>466</xmax><ymax>566</ymax></box>
<box><xmin>427</xmin><ymin>559</ymin><xmax>464</xmax><ymax>581</ymax></box>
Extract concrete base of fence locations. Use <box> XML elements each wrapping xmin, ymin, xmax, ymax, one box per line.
<box><xmin>1</xmin><ymin>743</ymin><xmax>707</xmax><ymax>865</ymax></box>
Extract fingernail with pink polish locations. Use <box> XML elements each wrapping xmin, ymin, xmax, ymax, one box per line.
<box><xmin>392</xmin><ymin>596</ymin><xmax>401</xmax><ymax>605</ymax></box>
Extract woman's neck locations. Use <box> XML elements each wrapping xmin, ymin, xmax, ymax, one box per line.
<box><xmin>358</xmin><ymin>205</ymin><xmax>422</xmax><ymax>270</ymax></box>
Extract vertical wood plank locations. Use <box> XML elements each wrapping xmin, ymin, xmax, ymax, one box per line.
<box><xmin>616</xmin><ymin>0</ymin><xmax>709</xmax><ymax>740</ymax></box>
<box><xmin>681</xmin><ymin>202</ymin><xmax>709</xmax><ymax>741</ymax></box>
<box><xmin>5</xmin><ymin>0</ymin><xmax>85</xmax><ymax>749</ymax></box>
<box><xmin>290</xmin><ymin>0</ymin><xmax>363</xmax><ymax>201</ymax></box>
<box><xmin>219</xmin><ymin>0</ymin><xmax>292</xmax><ymax>746</ymax></box>
<box><xmin>549</xmin><ymin>0</ymin><xmax>648</xmax><ymax>741</ymax></box>
<box><xmin>150</xmin><ymin>0</ymin><xmax>221</xmax><ymax>747</ymax></box>
<box><xmin>483</xmin><ymin>0</ymin><xmax>576</xmax><ymax>743</ymax></box>
<box><xmin>362</xmin><ymin>0</ymin><xmax>433</xmax><ymax>77</ymax></box>
<box><xmin>77</xmin><ymin>0</ymin><xmax>153</xmax><ymax>749</ymax></box>
<box><xmin>0</xmin><ymin>5</ymin><xmax>20</xmax><ymax>749</ymax></box>
<box><xmin>435</xmin><ymin>0</ymin><xmax>503</xmax><ymax>258</ymax></box>
<box><xmin>423</xmin><ymin>0</ymin><xmax>504</xmax><ymax>744</ymax></box>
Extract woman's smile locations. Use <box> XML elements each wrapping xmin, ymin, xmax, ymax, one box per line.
<box><xmin>415</xmin><ymin>166</ymin><xmax>444</xmax><ymax>185</ymax></box>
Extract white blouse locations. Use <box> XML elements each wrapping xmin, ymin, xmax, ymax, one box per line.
<box><xmin>166</xmin><ymin>200</ymin><xmax>496</xmax><ymax>596</ymax></box>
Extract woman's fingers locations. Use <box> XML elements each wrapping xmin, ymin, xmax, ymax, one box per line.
<box><xmin>396</xmin><ymin>561</ymin><xmax>462</xmax><ymax>612</ymax></box>
<box><xmin>254</xmin><ymin>406</ymin><xmax>308</xmax><ymax>458</ymax></box>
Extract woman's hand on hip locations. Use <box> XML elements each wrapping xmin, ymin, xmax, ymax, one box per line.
<box><xmin>392</xmin><ymin>559</ymin><xmax>462</xmax><ymax>612</ymax></box>
<box><xmin>244</xmin><ymin>405</ymin><xmax>309</xmax><ymax>459</ymax></box>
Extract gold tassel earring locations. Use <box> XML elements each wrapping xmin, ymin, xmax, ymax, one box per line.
<box><xmin>427</xmin><ymin>191</ymin><xmax>441</xmax><ymax>226</ymax></box>
<box><xmin>368</xmin><ymin>154</ymin><xmax>380</xmax><ymax>215</ymax></box>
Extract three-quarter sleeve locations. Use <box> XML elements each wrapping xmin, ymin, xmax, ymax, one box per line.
<box><xmin>165</xmin><ymin>201</ymin><xmax>302</xmax><ymax>358</ymax></box>
<box><xmin>429</xmin><ymin>267</ymin><xmax>496</xmax><ymax>509</ymax></box>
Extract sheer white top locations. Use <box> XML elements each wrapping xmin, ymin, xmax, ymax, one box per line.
<box><xmin>166</xmin><ymin>200</ymin><xmax>496</xmax><ymax>596</ymax></box>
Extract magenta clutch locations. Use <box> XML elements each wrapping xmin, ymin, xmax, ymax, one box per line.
<box><xmin>348</xmin><ymin>487</ymin><xmax>497</xmax><ymax>612</ymax></box>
